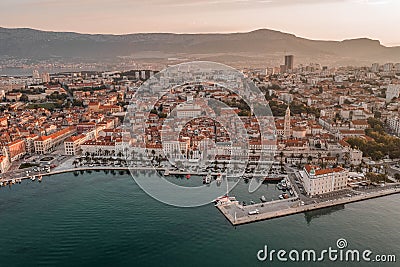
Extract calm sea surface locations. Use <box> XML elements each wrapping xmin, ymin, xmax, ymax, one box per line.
<box><xmin>0</xmin><ymin>171</ymin><xmax>399</xmax><ymax>267</ymax></box>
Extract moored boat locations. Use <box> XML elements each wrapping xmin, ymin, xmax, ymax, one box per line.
<box><xmin>203</xmin><ymin>173</ymin><xmax>212</xmax><ymax>184</ymax></box>
<box><xmin>263</xmin><ymin>176</ymin><xmax>282</xmax><ymax>182</ymax></box>
<box><xmin>216</xmin><ymin>174</ymin><xmax>222</xmax><ymax>185</ymax></box>
<box><xmin>244</xmin><ymin>174</ymin><xmax>253</xmax><ymax>179</ymax></box>
<box><xmin>213</xmin><ymin>195</ymin><xmax>237</xmax><ymax>206</ymax></box>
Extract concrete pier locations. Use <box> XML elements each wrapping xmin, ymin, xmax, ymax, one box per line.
<box><xmin>217</xmin><ymin>185</ymin><xmax>400</xmax><ymax>226</ymax></box>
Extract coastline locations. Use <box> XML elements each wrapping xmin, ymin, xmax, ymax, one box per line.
<box><xmin>2</xmin><ymin>160</ymin><xmax>400</xmax><ymax>226</ymax></box>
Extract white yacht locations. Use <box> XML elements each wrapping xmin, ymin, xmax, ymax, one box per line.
<box><xmin>204</xmin><ymin>173</ymin><xmax>212</xmax><ymax>184</ymax></box>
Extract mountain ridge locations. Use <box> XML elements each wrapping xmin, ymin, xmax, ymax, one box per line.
<box><xmin>0</xmin><ymin>27</ymin><xmax>399</xmax><ymax>66</ymax></box>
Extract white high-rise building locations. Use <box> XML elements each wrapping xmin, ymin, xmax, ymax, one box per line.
<box><xmin>383</xmin><ymin>63</ymin><xmax>394</xmax><ymax>72</ymax></box>
<box><xmin>371</xmin><ymin>63</ymin><xmax>380</xmax><ymax>73</ymax></box>
<box><xmin>141</xmin><ymin>70</ymin><xmax>147</xmax><ymax>80</ymax></box>
<box><xmin>395</xmin><ymin>63</ymin><xmax>400</xmax><ymax>72</ymax></box>
<box><xmin>32</xmin><ymin>69</ymin><xmax>40</xmax><ymax>79</ymax></box>
<box><xmin>387</xmin><ymin>116</ymin><xmax>400</xmax><ymax>136</ymax></box>
<box><xmin>41</xmin><ymin>72</ymin><xmax>50</xmax><ymax>83</ymax></box>
<box><xmin>386</xmin><ymin>84</ymin><xmax>400</xmax><ymax>102</ymax></box>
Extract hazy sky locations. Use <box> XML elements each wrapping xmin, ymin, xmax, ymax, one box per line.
<box><xmin>1</xmin><ymin>0</ymin><xmax>400</xmax><ymax>46</ymax></box>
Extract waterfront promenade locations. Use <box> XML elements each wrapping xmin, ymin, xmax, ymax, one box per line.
<box><xmin>217</xmin><ymin>184</ymin><xmax>400</xmax><ymax>225</ymax></box>
<box><xmin>0</xmin><ymin>157</ymin><xmax>209</xmax><ymax>184</ymax></box>
<box><xmin>3</xmin><ymin>157</ymin><xmax>400</xmax><ymax>227</ymax></box>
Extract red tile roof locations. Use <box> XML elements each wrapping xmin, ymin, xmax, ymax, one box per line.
<box><xmin>304</xmin><ymin>164</ymin><xmax>345</xmax><ymax>176</ymax></box>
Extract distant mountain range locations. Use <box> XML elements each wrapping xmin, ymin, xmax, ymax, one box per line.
<box><xmin>1</xmin><ymin>27</ymin><xmax>400</xmax><ymax>66</ymax></box>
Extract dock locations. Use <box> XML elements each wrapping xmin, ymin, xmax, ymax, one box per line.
<box><xmin>0</xmin><ymin>165</ymin><xmax>212</xmax><ymax>186</ymax></box>
<box><xmin>217</xmin><ymin>185</ymin><xmax>400</xmax><ymax>226</ymax></box>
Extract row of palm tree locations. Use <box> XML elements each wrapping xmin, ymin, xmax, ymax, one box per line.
<box><xmin>278</xmin><ymin>151</ymin><xmax>352</xmax><ymax>169</ymax></box>
<box><xmin>71</xmin><ymin>149</ymin><xmax>149</xmax><ymax>168</ymax></box>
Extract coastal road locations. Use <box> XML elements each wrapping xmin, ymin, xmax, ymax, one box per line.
<box><xmin>284</xmin><ymin>166</ymin><xmax>313</xmax><ymax>205</ymax></box>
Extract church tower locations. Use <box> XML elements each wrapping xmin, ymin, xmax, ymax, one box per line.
<box><xmin>284</xmin><ymin>106</ymin><xmax>291</xmax><ymax>139</ymax></box>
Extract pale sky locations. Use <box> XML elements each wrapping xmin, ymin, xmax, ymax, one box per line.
<box><xmin>1</xmin><ymin>0</ymin><xmax>400</xmax><ymax>46</ymax></box>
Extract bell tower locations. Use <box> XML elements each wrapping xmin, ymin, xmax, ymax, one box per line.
<box><xmin>284</xmin><ymin>106</ymin><xmax>291</xmax><ymax>139</ymax></box>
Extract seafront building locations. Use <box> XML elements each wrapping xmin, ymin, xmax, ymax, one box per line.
<box><xmin>3</xmin><ymin>139</ymin><xmax>26</xmax><ymax>161</ymax></box>
<box><xmin>64</xmin><ymin>134</ymin><xmax>89</xmax><ymax>155</ymax></box>
<box><xmin>34</xmin><ymin>127</ymin><xmax>76</xmax><ymax>154</ymax></box>
<box><xmin>302</xmin><ymin>165</ymin><xmax>348</xmax><ymax>197</ymax></box>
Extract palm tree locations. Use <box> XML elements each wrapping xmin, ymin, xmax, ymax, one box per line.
<box><xmin>72</xmin><ymin>160</ymin><xmax>78</xmax><ymax>168</ymax></box>
<box><xmin>343</xmin><ymin>151</ymin><xmax>350</xmax><ymax>166</ymax></box>
<box><xmin>279</xmin><ymin>151</ymin><xmax>284</xmax><ymax>166</ymax></box>
<box><xmin>299</xmin><ymin>153</ymin><xmax>304</xmax><ymax>165</ymax></box>
<box><xmin>368</xmin><ymin>165</ymin><xmax>373</xmax><ymax>173</ymax></box>
<box><xmin>356</xmin><ymin>164</ymin><xmax>362</xmax><ymax>172</ymax></box>
<box><xmin>123</xmin><ymin>147</ymin><xmax>128</xmax><ymax>159</ymax></box>
<box><xmin>307</xmin><ymin>155</ymin><xmax>313</xmax><ymax>164</ymax></box>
